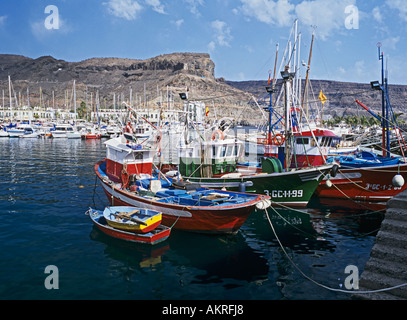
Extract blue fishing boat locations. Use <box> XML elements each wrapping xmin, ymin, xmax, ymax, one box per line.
<box><xmin>327</xmin><ymin>151</ymin><xmax>401</xmax><ymax>168</ymax></box>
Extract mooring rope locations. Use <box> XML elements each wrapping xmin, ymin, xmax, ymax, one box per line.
<box><xmin>264</xmin><ymin>206</ymin><xmax>407</xmax><ymax>295</ymax></box>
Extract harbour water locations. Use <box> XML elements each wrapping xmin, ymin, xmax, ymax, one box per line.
<box><xmin>0</xmin><ymin>137</ymin><xmax>384</xmax><ymax>300</ymax></box>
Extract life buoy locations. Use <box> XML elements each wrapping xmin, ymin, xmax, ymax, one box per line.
<box><xmin>272</xmin><ymin>134</ymin><xmax>285</xmax><ymax>146</ymax></box>
<box><xmin>212</xmin><ymin>129</ymin><xmax>225</xmax><ymax>141</ymax></box>
<box><xmin>125</xmin><ymin>122</ymin><xmax>133</xmax><ymax>134</ymax></box>
<box><xmin>121</xmin><ymin>166</ymin><xmax>130</xmax><ymax>189</ymax></box>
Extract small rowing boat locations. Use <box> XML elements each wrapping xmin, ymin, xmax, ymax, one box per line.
<box><xmin>87</xmin><ymin>208</ymin><xmax>171</xmax><ymax>245</ymax></box>
<box><xmin>103</xmin><ymin>206</ymin><xmax>162</xmax><ymax>233</ymax></box>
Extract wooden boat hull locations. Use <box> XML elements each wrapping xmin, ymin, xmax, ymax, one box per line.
<box><xmin>95</xmin><ymin>160</ymin><xmax>270</xmax><ymax>235</ymax></box>
<box><xmin>103</xmin><ymin>206</ymin><xmax>162</xmax><ymax>233</ymax></box>
<box><xmin>183</xmin><ymin>164</ymin><xmax>335</xmax><ymax>208</ymax></box>
<box><xmin>82</xmin><ymin>134</ymin><xmax>101</xmax><ymax>139</ymax></box>
<box><xmin>88</xmin><ymin>209</ymin><xmax>171</xmax><ymax>245</ymax></box>
<box><xmin>315</xmin><ymin>162</ymin><xmax>407</xmax><ymax>201</ymax></box>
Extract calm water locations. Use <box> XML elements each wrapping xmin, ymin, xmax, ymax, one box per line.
<box><xmin>0</xmin><ymin>137</ymin><xmax>384</xmax><ymax>301</ymax></box>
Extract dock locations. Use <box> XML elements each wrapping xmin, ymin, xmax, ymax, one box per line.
<box><xmin>353</xmin><ymin>189</ymin><xmax>407</xmax><ymax>300</ymax></box>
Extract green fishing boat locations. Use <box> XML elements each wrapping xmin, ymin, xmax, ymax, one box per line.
<box><xmin>177</xmin><ymin>133</ymin><xmax>336</xmax><ymax>208</ymax></box>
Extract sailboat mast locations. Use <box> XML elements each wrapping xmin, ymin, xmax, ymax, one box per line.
<box><xmin>73</xmin><ymin>80</ymin><xmax>77</xmax><ymax>123</ymax></box>
<box><xmin>301</xmin><ymin>31</ymin><xmax>314</xmax><ymax>121</ymax></box>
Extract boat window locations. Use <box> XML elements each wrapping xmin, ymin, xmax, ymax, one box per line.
<box><xmin>296</xmin><ymin>137</ymin><xmax>309</xmax><ymax>145</ymax></box>
<box><xmin>212</xmin><ymin>146</ymin><xmax>216</xmax><ymax>157</ymax></box>
<box><xmin>226</xmin><ymin>146</ymin><xmax>233</xmax><ymax>157</ymax></box>
<box><xmin>234</xmin><ymin>145</ymin><xmax>239</xmax><ymax>156</ymax></box>
<box><xmin>221</xmin><ymin>146</ymin><xmax>227</xmax><ymax>157</ymax></box>
<box><xmin>134</xmin><ymin>152</ymin><xmax>143</xmax><ymax>160</ymax></box>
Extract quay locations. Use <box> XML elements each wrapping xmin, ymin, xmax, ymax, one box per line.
<box><xmin>354</xmin><ymin>189</ymin><xmax>407</xmax><ymax>300</ymax></box>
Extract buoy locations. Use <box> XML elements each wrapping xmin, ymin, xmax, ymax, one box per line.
<box><xmin>392</xmin><ymin>174</ymin><xmax>405</xmax><ymax>188</ymax></box>
<box><xmin>326</xmin><ymin>179</ymin><xmax>333</xmax><ymax>188</ymax></box>
<box><xmin>256</xmin><ymin>199</ymin><xmax>271</xmax><ymax>210</ymax></box>
<box><xmin>78</xmin><ymin>185</ymin><xmax>85</xmax><ymax>189</ymax></box>
<box><xmin>330</xmin><ymin>164</ymin><xmax>339</xmax><ymax>178</ymax></box>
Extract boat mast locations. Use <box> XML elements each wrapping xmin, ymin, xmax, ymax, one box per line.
<box><xmin>300</xmin><ymin>30</ymin><xmax>314</xmax><ymax>122</ymax></box>
<box><xmin>281</xmin><ymin>65</ymin><xmax>295</xmax><ymax>170</ymax></box>
<box><xmin>73</xmin><ymin>80</ymin><xmax>77</xmax><ymax>124</ymax></box>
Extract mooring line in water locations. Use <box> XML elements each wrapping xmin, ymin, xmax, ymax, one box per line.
<box><xmin>264</xmin><ymin>206</ymin><xmax>407</xmax><ymax>295</ymax></box>
<box><xmin>271</xmin><ymin>198</ymin><xmax>385</xmax><ymax>219</ymax></box>
<box><xmin>269</xmin><ymin>200</ymin><xmax>383</xmax><ymax>239</ymax></box>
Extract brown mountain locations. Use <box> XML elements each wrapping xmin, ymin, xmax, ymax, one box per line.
<box><xmin>0</xmin><ymin>53</ymin><xmax>406</xmax><ymax>123</ymax></box>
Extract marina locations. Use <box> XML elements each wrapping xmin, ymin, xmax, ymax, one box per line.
<box><xmin>1</xmin><ymin>5</ymin><xmax>407</xmax><ymax>305</ymax></box>
<box><xmin>0</xmin><ymin>133</ymin><xmax>393</xmax><ymax>300</ymax></box>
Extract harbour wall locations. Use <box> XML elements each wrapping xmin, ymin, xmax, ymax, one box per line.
<box><xmin>353</xmin><ymin>189</ymin><xmax>407</xmax><ymax>300</ymax></box>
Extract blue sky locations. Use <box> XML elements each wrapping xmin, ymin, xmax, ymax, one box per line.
<box><xmin>0</xmin><ymin>0</ymin><xmax>406</xmax><ymax>84</ymax></box>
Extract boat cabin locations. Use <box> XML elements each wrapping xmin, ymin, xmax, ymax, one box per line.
<box><xmin>104</xmin><ymin>135</ymin><xmax>155</xmax><ymax>183</ymax></box>
<box><xmin>178</xmin><ymin>137</ymin><xmax>244</xmax><ymax>178</ymax></box>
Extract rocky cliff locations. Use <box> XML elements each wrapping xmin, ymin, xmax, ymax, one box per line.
<box><xmin>0</xmin><ymin>52</ymin><xmax>406</xmax><ymax>123</ymax></box>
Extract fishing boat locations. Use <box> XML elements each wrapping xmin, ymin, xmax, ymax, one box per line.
<box><xmin>87</xmin><ymin>208</ymin><xmax>171</xmax><ymax>245</ymax></box>
<box><xmin>326</xmin><ymin>150</ymin><xmax>401</xmax><ymax>168</ymax></box>
<box><xmin>102</xmin><ymin>206</ymin><xmax>162</xmax><ymax>233</ymax></box>
<box><xmin>315</xmin><ymin>45</ymin><xmax>407</xmax><ymax>201</ymax></box>
<box><xmin>94</xmin><ymin>133</ymin><xmax>271</xmax><ymax>235</ymax></box>
<box><xmin>177</xmin><ymin>126</ymin><xmax>337</xmax><ymax>208</ymax></box>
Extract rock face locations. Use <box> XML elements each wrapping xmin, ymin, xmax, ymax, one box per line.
<box><xmin>1</xmin><ymin>52</ymin><xmax>406</xmax><ymax>123</ymax></box>
<box><xmin>227</xmin><ymin>79</ymin><xmax>407</xmax><ymax>121</ymax></box>
<box><xmin>0</xmin><ymin>53</ymin><xmax>256</xmax><ymax>121</ymax></box>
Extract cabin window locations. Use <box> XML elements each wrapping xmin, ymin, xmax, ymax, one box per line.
<box><xmin>212</xmin><ymin>146</ymin><xmax>217</xmax><ymax>157</ymax></box>
<box><xmin>226</xmin><ymin>146</ymin><xmax>233</xmax><ymax>157</ymax></box>
<box><xmin>297</xmin><ymin>137</ymin><xmax>309</xmax><ymax>145</ymax></box>
<box><xmin>133</xmin><ymin>152</ymin><xmax>143</xmax><ymax>160</ymax></box>
<box><xmin>234</xmin><ymin>145</ymin><xmax>239</xmax><ymax>156</ymax></box>
<box><xmin>221</xmin><ymin>146</ymin><xmax>227</xmax><ymax>157</ymax></box>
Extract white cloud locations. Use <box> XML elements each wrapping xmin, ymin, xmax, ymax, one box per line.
<box><xmin>238</xmin><ymin>0</ymin><xmax>295</xmax><ymax>27</ymax></box>
<box><xmin>0</xmin><ymin>16</ymin><xmax>7</xmax><ymax>27</ymax></box>
<box><xmin>145</xmin><ymin>0</ymin><xmax>166</xmax><ymax>14</ymax></box>
<box><xmin>31</xmin><ymin>17</ymin><xmax>71</xmax><ymax>40</ymax></box>
<box><xmin>208</xmin><ymin>41</ymin><xmax>216</xmax><ymax>53</ymax></box>
<box><xmin>238</xmin><ymin>0</ymin><xmax>357</xmax><ymax>40</ymax></box>
<box><xmin>174</xmin><ymin>19</ymin><xmax>184</xmax><ymax>29</ymax></box>
<box><xmin>372</xmin><ymin>6</ymin><xmax>383</xmax><ymax>23</ymax></box>
<box><xmin>184</xmin><ymin>0</ymin><xmax>204</xmax><ymax>16</ymax></box>
<box><xmin>386</xmin><ymin>0</ymin><xmax>407</xmax><ymax>21</ymax></box>
<box><xmin>103</xmin><ymin>0</ymin><xmax>143</xmax><ymax>20</ymax></box>
<box><xmin>211</xmin><ymin>20</ymin><xmax>232</xmax><ymax>47</ymax></box>
<box><xmin>295</xmin><ymin>0</ymin><xmax>356</xmax><ymax>40</ymax></box>
<box><xmin>382</xmin><ymin>36</ymin><xmax>400</xmax><ymax>50</ymax></box>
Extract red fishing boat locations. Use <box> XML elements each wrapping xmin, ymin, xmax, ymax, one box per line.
<box><xmin>95</xmin><ymin>134</ymin><xmax>271</xmax><ymax>235</ymax></box>
<box><xmin>315</xmin><ymin>163</ymin><xmax>407</xmax><ymax>201</ymax></box>
<box><xmin>315</xmin><ymin>45</ymin><xmax>407</xmax><ymax>201</ymax></box>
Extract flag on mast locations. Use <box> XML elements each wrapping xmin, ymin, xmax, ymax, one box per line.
<box><xmin>318</xmin><ymin>90</ymin><xmax>327</xmax><ymax>105</ymax></box>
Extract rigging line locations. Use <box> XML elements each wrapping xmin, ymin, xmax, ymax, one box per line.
<box><xmin>264</xmin><ymin>206</ymin><xmax>407</xmax><ymax>294</ymax></box>
<box><xmin>268</xmin><ymin>202</ymin><xmax>383</xmax><ymax>240</ymax></box>
<box><xmin>271</xmin><ymin>196</ymin><xmax>386</xmax><ymax>218</ymax></box>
